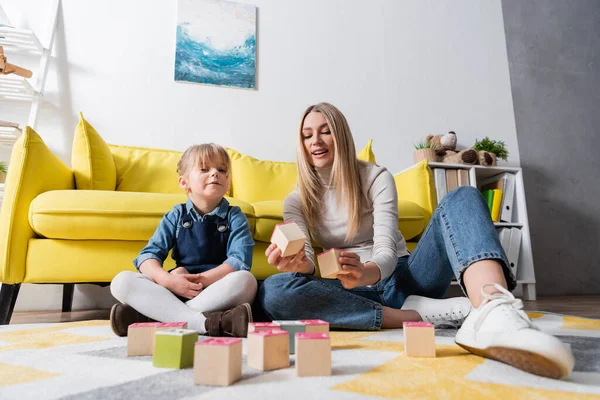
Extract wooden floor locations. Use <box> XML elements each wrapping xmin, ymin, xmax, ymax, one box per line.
<box><xmin>9</xmin><ymin>296</ymin><xmax>600</xmax><ymax>324</ymax></box>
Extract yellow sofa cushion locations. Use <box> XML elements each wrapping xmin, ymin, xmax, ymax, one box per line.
<box><xmin>397</xmin><ymin>200</ymin><xmax>426</xmax><ymax>241</ymax></box>
<box><xmin>252</xmin><ymin>201</ymin><xmax>284</xmax><ymax>243</ymax></box>
<box><xmin>72</xmin><ymin>113</ymin><xmax>117</xmax><ymax>190</ymax></box>
<box><xmin>110</xmin><ymin>144</ymin><xmax>183</xmax><ymax>194</ymax></box>
<box><xmin>29</xmin><ymin>191</ymin><xmax>256</xmax><ymax>241</ymax></box>
<box><xmin>394</xmin><ymin>159</ymin><xmax>437</xmax><ymax>230</ymax></box>
<box><xmin>230</xmin><ymin>154</ymin><xmax>298</xmax><ymax>204</ymax></box>
<box><xmin>357</xmin><ymin>139</ymin><xmax>376</xmax><ymax>163</ymax></box>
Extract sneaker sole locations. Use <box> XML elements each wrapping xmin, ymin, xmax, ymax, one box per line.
<box><xmin>457</xmin><ymin>342</ymin><xmax>566</xmax><ymax>379</ymax></box>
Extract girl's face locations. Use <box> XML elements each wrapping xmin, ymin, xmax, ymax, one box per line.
<box><xmin>302</xmin><ymin>111</ymin><xmax>335</xmax><ymax>168</ymax></box>
<box><xmin>179</xmin><ymin>161</ymin><xmax>230</xmax><ymax>203</ymax></box>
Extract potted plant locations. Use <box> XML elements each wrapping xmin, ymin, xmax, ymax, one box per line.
<box><xmin>473</xmin><ymin>137</ymin><xmax>509</xmax><ymax>166</ymax></box>
<box><xmin>0</xmin><ymin>161</ymin><xmax>6</xmax><ymax>183</ymax></box>
<box><xmin>413</xmin><ymin>140</ymin><xmax>437</xmax><ymax>164</ymax></box>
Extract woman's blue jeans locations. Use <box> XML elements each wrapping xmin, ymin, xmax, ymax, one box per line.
<box><xmin>257</xmin><ymin>186</ymin><xmax>516</xmax><ymax>330</ymax></box>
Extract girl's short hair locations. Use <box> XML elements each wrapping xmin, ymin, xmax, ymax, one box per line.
<box><xmin>177</xmin><ymin>143</ymin><xmax>231</xmax><ymax>177</ymax></box>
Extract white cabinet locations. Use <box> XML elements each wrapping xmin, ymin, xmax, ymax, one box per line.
<box><xmin>428</xmin><ymin>161</ymin><xmax>536</xmax><ymax>300</ymax></box>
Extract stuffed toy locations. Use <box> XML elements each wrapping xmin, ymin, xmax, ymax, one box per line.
<box><xmin>425</xmin><ymin>131</ymin><xmax>457</xmax><ymax>157</ymax></box>
<box><xmin>477</xmin><ymin>151</ymin><xmax>496</xmax><ymax>166</ymax></box>
<box><xmin>442</xmin><ymin>149</ymin><xmax>478</xmax><ymax>165</ymax></box>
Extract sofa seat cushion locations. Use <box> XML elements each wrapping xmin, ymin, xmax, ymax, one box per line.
<box><xmin>398</xmin><ymin>200</ymin><xmax>427</xmax><ymax>241</ymax></box>
<box><xmin>253</xmin><ymin>200</ymin><xmax>284</xmax><ymax>242</ymax></box>
<box><xmin>29</xmin><ymin>191</ymin><xmax>256</xmax><ymax>240</ymax></box>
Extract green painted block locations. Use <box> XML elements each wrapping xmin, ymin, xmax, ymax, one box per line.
<box><xmin>273</xmin><ymin>320</ymin><xmax>305</xmax><ymax>354</ymax></box>
<box><xmin>153</xmin><ymin>329</ymin><xmax>198</xmax><ymax>369</ymax></box>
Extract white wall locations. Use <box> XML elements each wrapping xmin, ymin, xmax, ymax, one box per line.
<box><xmin>1</xmin><ymin>0</ymin><xmax>519</xmax><ymax>311</ymax></box>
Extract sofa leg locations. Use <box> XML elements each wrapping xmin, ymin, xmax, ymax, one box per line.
<box><xmin>62</xmin><ymin>284</ymin><xmax>75</xmax><ymax>313</ymax></box>
<box><xmin>0</xmin><ymin>283</ymin><xmax>21</xmax><ymax>325</ymax></box>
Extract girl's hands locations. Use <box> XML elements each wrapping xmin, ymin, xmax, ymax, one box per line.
<box><xmin>337</xmin><ymin>251</ymin><xmax>365</xmax><ymax>289</ymax></box>
<box><xmin>265</xmin><ymin>244</ymin><xmax>313</xmax><ymax>274</ymax></box>
<box><xmin>165</xmin><ymin>272</ymin><xmax>203</xmax><ymax>299</ymax></box>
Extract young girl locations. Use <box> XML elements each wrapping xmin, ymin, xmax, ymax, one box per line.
<box><xmin>258</xmin><ymin>103</ymin><xmax>574</xmax><ymax>379</ymax></box>
<box><xmin>110</xmin><ymin>143</ymin><xmax>256</xmax><ymax>338</ymax></box>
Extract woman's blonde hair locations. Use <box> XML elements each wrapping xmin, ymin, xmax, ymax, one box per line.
<box><xmin>177</xmin><ymin>143</ymin><xmax>231</xmax><ymax>178</ymax></box>
<box><xmin>297</xmin><ymin>102</ymin><xmax>365</xmax><ymax>242</ymax></box>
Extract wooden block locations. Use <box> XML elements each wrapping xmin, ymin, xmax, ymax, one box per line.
<box><xmin>403</xmin><ymin>322</ymin><xmax>436</xmax><ymax>357</ymax></box>
<box><xmin>248</xmin><ymin>322</ymin><xmax>280</xmax><ymax>333</ymax></box>
<box><xmin>298</xmin><ymin>319</ymin><xmax>329</xmax><ymax>333</ymax></box>
<box><xmin>157</xmin><ymin>322</ymin><xmax>188</xmax><ymax>330</ymax></box>
<box><xmin>270</xmin><ymin>222</ymin><xmax>306</xmax><ymax>257</ymax></box>
<box><xmin>152</xmin><ymin>328</ymin><xmax>199</xmax><ymax>368</ymax></box>
<box><xmin>248</xmin><ymin>329</ymin><xmax>290</xmax><ymax>371</ymax></box>
<box><xmin>273</xmin><ymin>320</ymin><xmax>306</xmax><ymax>354</ymax></box>
<box><xmin>317</xmin><ymin>248</ymin><xmax>350</xmax><ymax>279</ymax></box>
<box><xmin>194</xmin><ymin>338</ymin><xmax>242</xmax><ymax>386</ymax></box>
<box><xmin>127</xmin><ymin>322</ymin><xmax>162</xmax><ymax>356</ymax></box>
<box><xmin>295</xmin><ymin>332</ymin><xmax>331</xmax><ymax>377</ymax></box>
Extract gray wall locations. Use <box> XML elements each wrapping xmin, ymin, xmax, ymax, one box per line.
<box><xmin>502</xmin><ymin>0</ymin><xmax>600</xmax><ymax>295</ymax></box>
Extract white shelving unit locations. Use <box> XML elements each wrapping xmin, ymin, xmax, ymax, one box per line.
<box><xmin>428</xmin><ymin>161</ymin><xmax>537</xmax><ymax>300</ymax></box>
<box><xmin>0</xmin><ymin>1</ymin><xmax>59</xmax><ymax>128</ymax></box>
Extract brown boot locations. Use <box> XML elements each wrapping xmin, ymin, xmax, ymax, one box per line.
<box><xmin>109</xmin><ymin>303</ymin><xmax>154</xmax><ymax>337</ymax></box>
<box><xmin>203</xmin><ymin>303</ymin><xmax>253</xmax><ymax>337</ymax></box>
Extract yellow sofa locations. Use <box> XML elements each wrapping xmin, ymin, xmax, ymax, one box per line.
<box><xmin>0</xmin><ymin>115</ymin><xmax>436</xmax><ymax>324</ymax></box>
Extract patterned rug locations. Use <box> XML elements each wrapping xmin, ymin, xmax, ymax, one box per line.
<box><xmin>1</xmin><ymin>312</ymin><xmax>599</xmax><ymax>399</ymax></box>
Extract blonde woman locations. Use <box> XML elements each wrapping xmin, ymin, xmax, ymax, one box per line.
<box><xmin>110</xmin><ymin>144</ymin><xmax>257</xmax><ymax>338</ymax></box>
<box><xmin>258</xmin><ymin>103</ymin><xmax>574</xmax><ymax>380</ymax></box>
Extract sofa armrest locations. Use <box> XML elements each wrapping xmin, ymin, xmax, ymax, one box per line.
<box><xmin>394</xmin><ymin>160</ymin><xmax>437</xmax><ymax>229</ymax></box>
<box><xmin>0</xmin><ymin>127</ymin><xmax>75</xmax><ymax>283</ymax></box>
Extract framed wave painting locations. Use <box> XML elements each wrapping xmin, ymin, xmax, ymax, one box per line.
<box><xmin>175</xmin><ymin>0</ymin><xmax>256</xmax><ymax>89</ymax></box>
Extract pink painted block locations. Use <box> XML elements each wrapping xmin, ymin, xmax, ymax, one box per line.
<box><xmin>197</xmin><ymin>338</ymin><xmax>242</xmax><ymax>347</ymax></box>
<box><xmin>249</xmin><ymin>329</ymin><xmax>289</xmax><ymax>337</ymax></box>
<box><xmin>158</xmin><ymin>322</ymin><xmax>187</xmax><ymax>328</ymax></box>
<box><xmin>403</xmin><ymin>322</ymin><xmax>434</xmax><ymax>328</ymax></box>
<box><xmin>296</xmin><ymin>332</ymin><xmax>330</xmax><ymax>340</ymax></box>
<box><xmin>249</xmin><ymin>322</ymin><xmax>280</xmax><ymax>329</ymax></box>
<box><xmin>129</xmin><ymin>322</ymin><xmax>162</xmax><ymax>328</ymax></box>
<box><xmin>298</xmin><ymin>319</ymin><xmax>328</xmax><ymax>325</ymax></box>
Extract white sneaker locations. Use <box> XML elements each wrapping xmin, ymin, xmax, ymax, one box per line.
<box><xmin>401</xmin><ymin>295</ymin><xmax>472</xmax><ymax>328</ymax></box>
<box><xmin>455</xmin><ymin>283</ymin><xmax>575</xmax><ymax>380</ymax></box>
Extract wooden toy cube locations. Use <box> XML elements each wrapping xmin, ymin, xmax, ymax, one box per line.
<box><xmin>403</xmin><ymin>322</ymin><xmax>436</xmax><ymax>357</ymax></box>
<box><xmin>157</xmin><ymin>322</ymin><xmax>188</xmax><ymax>330</ymax></box>
<box><xmin>295</xmin><ymin>332</ymin><xmax>331</xmax><ymax>377</ymax></box>
<box><xmin>153</xmin><ymin>328</ymin><xmax>199</xmax><ymax>368</ymax></box>
<box><xmin>273</xmin><ymin>320</ymin><xmax>306</xmax><ymax>354</ymax></box>
<box><xmin>194</xmin><ymin>338</ymin><xmax>242</xmax><ymax>386</ymax></box>
<box><xmin>270</xmin><ymin>222</ymin><xmax>306</xmax><ymax>257</ymax></box>
<box><xmin>248</xmin><ymin>329</ymin><xmax>290</xmax><ymax>371</ymax></box>
<box><xmin>298</xmin><ymin>319</ymin><xmax>329</xmax><ymax>333</ymax></box>
<box><xmin>127</xmin><ymin>322</ymin><xmax>163</xmax><ymax>356</ymax></box>
<box><xmin>248</xmin><ymin>322</ymin><xmax>280</xmax><ymax>333</ymax></box>
<box><xmin>317</xmin><ymin>248</ymin><xmax>350</xmax><ymax>279</ymax></box>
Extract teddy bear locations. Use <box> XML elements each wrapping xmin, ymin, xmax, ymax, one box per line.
<box><xmin>425</xmin><ymin>131</ymin><xmax>457</xmax><ymax>157</ymax></box>
<box><xmin>425</xmin><ymin>131</ymin><xmax>479</xmax><ymax>165</ymax></box>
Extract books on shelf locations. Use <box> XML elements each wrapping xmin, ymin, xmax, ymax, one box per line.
<box><xmin>433</xmin><ymin>168</ymin><xmax>446</xmax><ymax>205</ymax></box>
<box><xmin>491</xmin><ymin>189</ymin><xmax>503</xmax><ymax>222</ymax></box>
<box><xmin>432</xmin><ymin>167</ymin><xmax>471</xmax><ymax>205</ymax></box>
<box><xmin>481</xmin><ymin>189</ymin><xmax>494</xmax><ymax>212</ymax></box>
<box><xmin>479</xmin><ymin>172</ymin><xmax>516</xmax><ymax>222</ymax></box>
<box><xmin>496</xmin><ymin>227</ymin><xmax>521</xmax><ymax>276</ymax></box>
<box><xmin>445</xmin><ymin>169</ymin><xmax>458</xmax><ymax>193</ymax></box>
<box><xmin>457</xmin><ymin>169</ymin><xmax>469</xmax><ymax>187</ymax></box>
